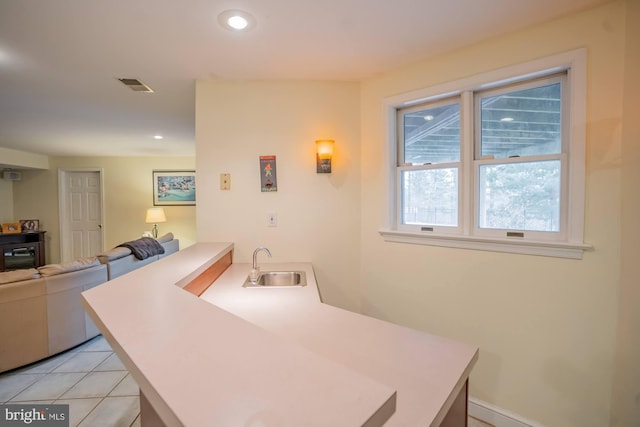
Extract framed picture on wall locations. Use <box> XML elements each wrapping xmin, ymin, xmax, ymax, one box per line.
<box><xmin>153</xmin><ymin>170</ymin><xmax>196</xmax><ymax>206</ymax></box>
<box><xmin>260</xmin><ymin>155</ymin><xmax>277</xmax><ymax>192</ymax></box>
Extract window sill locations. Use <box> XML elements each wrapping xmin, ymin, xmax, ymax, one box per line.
<box><xmin>378</xmin><ymin>229</ymin><xmax>593</xmax><ymax>259</ymax></box>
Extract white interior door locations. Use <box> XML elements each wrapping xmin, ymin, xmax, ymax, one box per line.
<box><xmin>59</xmin><ymin>170</ymin><xmax>104</xmax><ymax>261</ymax></box>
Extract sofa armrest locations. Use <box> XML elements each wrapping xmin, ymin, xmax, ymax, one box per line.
<box><xmin>159</xmin><ymin>239</ymin><xmax>179</xmax><ymax>258</ymax></box>
<box><xmin>156</xmin><ymin>232</ymin><xmax>174</xmax><ymax>244</ymax></box>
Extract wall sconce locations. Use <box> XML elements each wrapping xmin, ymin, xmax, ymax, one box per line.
<box><xmin>316</xmin><ymin>139</ymin><xmax>334</xmax><ymax>173</ymax></box>
<box><xmin>145</xmin><ymin>207</ymin><xmax>167</xmax><ymax>238</ymax></box>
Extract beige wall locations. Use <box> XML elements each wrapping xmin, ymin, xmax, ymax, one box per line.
<box><xmin>1</xmin><ymin>147</ymin><xmax>49</xmax><ymax>223</ymax></box>
<box><xmin>611</xmin><ymin>0</ymin><xmax>640</xmax><ymax>425</ymax></box>
<box><xmin>0</xmin><ymin>147</ymin><xmax>49</xmax><ymax>169</ymax></box>
<box><xmin>13</xmin><ymin>156</ymin><xmax>196</xmax><ymax>264</ymax></box>
<box><xmin>0</xmin><ymin>179</ymin><xmax>14</xmax><ymax>223</ymax></box>
<box><xmin>359</xmin><ymin>1</ymin><xmax>627</xmax><ymax>426</ymax></box>
<box><xmin>195</xmin><ymin>80</ymin><xmax>362</xmax><ymax>312</ymax></box>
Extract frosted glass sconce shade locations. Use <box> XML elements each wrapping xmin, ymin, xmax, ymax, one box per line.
<box><xmin>316</xmin><ymin>139</ymin><xmax>334</xmax><ymax>173</ymax></box>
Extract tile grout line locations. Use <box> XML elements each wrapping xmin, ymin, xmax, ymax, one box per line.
<box><xmin>0</xmin><ymin>375</ymin><xmax>43</xmax><ymax>404</ymax></box>
<box><xmin>69</xmin><ymin>396</ymin><xmax>106</xmax><ymax>427</ymax></box>
<box><xmin>7</xmin><ymin>371</ymin><xmax>91</xmax><ymax>404</ymax></box>
<box><xmin>50</xmin><ymin>346</ymin><xmax>134</xmax><ymax>427</ymax></box>
<box><xmin>51</xmin><ymin>350</ymin><xmax>115</xmax><ymax>427</ymax></box>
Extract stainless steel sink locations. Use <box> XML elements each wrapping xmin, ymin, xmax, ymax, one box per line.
<box><xmin>243</xmin><ymin>271</ymin><xmax>307</xmax><ymax>287</ymax></box>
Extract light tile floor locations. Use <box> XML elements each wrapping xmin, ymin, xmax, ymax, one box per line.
<box><xmin>1</xmin><ymin>335</ymin><xmax>494</xmax><ymax>427</ymax></box>
<box><xmin>0</xmin><ymin>335</ymin><xmax>140</xmax><ymax>427</ymax></box>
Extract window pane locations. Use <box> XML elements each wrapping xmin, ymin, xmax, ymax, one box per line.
<box><xmin>403</xmin><ymin>103</ymin><xmax>460</xmax><ymax>164</ymax></box>
<box><xmin>480</xmin><ymin>82</ymin><xmax>561</xmax><ymax>159</ymax></box>
<box><xmin>478</xmin><ymin>160</ymin><xmax>560</xmax><ymax>232</ymax></box>
<box><xmin>402</xmin><ymin>168</ymin><xmax>458</xmax><ymax>226</ymax></box>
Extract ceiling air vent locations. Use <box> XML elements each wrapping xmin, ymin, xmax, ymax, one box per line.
<box><xmin>117</xmin><ymin>78</ymin><xmax>154</xmax><ymax>93</ymax></box>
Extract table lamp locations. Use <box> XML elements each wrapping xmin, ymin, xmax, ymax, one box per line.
<box><xmin>145</xmin><ymin>207</ymin><xmax>167</xmax><ymax>238</ymax></box>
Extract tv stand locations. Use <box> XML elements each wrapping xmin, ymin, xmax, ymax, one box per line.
<box><xmin>0</xmin><ymin>231</ymin><xmax>46</xmax><ymax>272</ymax></box>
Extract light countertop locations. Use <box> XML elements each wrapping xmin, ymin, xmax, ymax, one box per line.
<box><xmin>82</xmin><ymin>243</ymin><xmax>478</xmax><ymax>426</ymax></box>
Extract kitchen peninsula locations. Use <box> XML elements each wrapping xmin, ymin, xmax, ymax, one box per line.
<box><xmin>82</xmin><ymin>243</ymin><xmax>478</xmax><ymax>426</ymax></box>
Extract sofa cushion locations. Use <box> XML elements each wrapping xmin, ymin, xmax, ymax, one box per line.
<box><xmin>106</xmin><ymin>254</ymin><xmax>157</xmax><ymax>280</ymax></box>
<box><xmin>0</xmin><ymin>268</ymin><xmax>40</xmax><ymax>285</ymax></box>
<box><xmin>38</xmin><ymin>257</ymin><xmax>101</xmax><ymax>277</ymax></box>
<box><xmin>97</xmin><ymin>247</ymin><xmax>132</xmax><ymax>263</ymax></box>
<box><xmin>156</xmin><ymin>232</ymin><xmax>174</xmax><ymax>244</ymax></box>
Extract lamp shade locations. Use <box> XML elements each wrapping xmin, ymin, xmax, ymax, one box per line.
<box><xmin>145</xmin><ymin>207</ymin><xmax>167</xmax><ymax>224</ymax></box>
<box><xmin>316</xmin><ymin>139</ymin><xmax>334</xmax><ymax>159</ymax></box>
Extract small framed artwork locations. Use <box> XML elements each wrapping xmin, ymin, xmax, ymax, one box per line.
<box><xmin>1</xmin><ymin>223</ymin><xmax>22</xmax><ymax>234</ymax></box>
<box><xmin>19</xmin><ymin>219</ymin><xmax>39</xmax><ymax>232</ymax></box>
<box><xmin>260</xmin><ymin>155</ymin><xmax>277</xmax><ymax>192</ymax></box>
<box><xmin>153</xmin><ymin>170</ymin><xmax>196</xmax><ymax>206</ymax></box>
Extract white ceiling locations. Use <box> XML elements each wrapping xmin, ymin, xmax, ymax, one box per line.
<box><xmin>0</xmin><ymin>0</ymin><xmax>607</xmax><ymax>159</ymax></box>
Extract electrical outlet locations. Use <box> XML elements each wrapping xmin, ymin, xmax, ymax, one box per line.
<box><xmin>220</xmin><ymin>173</ymin><xmax>231</xmax><ymax>190</ymax></box>
<box><xmin>267</xmin><ymin>212</ymin><xmax>277</xmax><ymax>227</ymax></box>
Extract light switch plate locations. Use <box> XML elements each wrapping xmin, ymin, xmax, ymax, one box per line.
<box><xmin>220</xmin><ymin>173</ymin><xmax>231</xmax><ymax>190</ymax></box>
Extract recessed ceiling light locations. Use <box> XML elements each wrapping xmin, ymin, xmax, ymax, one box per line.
<box><xmin>154</xmin><ymin>135</ymin><xmax>164</xmax><ymax>140</ymax></box>
<box><xmin>218</xmin><ymin>10</ymin><xmax>255</xmax><ymax>32</ymax></box>
<box><xmin>500</xmin><ymin>117</ymin><xmax>514</xmax><ymax>122</ymax></box>
<box><xmin>228</xmin><ymin>15</ymin><xmax>248</xmax><ymax>30</ymax></box>
<box><xmin>423</xmin><ymin>115</ymin><xmax>434</xmax><ymax>121</ymax></box>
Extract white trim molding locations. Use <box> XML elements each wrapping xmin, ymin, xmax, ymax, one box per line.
<box><xmin>379</xmin><ymin>229</ymin><xmax>592</xmax><ymax>259</ymax></box>
<box><xmin>469</xmin><ymin>397</ymin><xmax>547</xmax><ymax>427</ymax></box>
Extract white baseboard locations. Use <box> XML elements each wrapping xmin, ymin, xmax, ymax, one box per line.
<box><xmin>469</xmin><ymin>397</ymin><xmax>546</xmax><ymax>427</ymax></box>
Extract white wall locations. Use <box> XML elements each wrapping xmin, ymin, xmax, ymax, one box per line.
<box><xmin>359</xmin><ymin>1</ymin><xmax>627</xmax><ymax>426</ymax></box>
<box><xmin>195</xmin><ymin>80</ymin><xmax>362</xmax><ymax>311</ymax></box>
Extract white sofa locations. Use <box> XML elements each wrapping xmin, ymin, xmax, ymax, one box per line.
<box><xmin>0</xmin><ymin>261</ymin><xmax>108</xmax><ymax>373</ymax></box>
<box><xmin>0</xmin><ymin>233</ymin><xmax>179</xmax><ymax>373</ymax></box>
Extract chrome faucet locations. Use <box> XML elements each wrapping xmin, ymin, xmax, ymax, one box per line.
<box><xmin>253</xmin><ymin>247</ymin><xmax>272</xmax><ymax>270</ymax></box>
<box><xmin>250</xmin><ymin>247</ymin><xmax>272</xmax><ymax>283</ymax></box>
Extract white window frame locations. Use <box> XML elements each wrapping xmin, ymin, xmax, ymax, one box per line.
<box><xmin>397</xmin><ymin>95</ymin><xmax>463</xmax><ymax>235</ymax></box>
<box><xmin>379</xmin><ymin>49</ymin><xmax>592</xmax><ymax>259</ymax></box>
<box><xmin>473</xmin><ymin>73</ymin><xmax>567</xmax><ymax>241</ymax></box>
